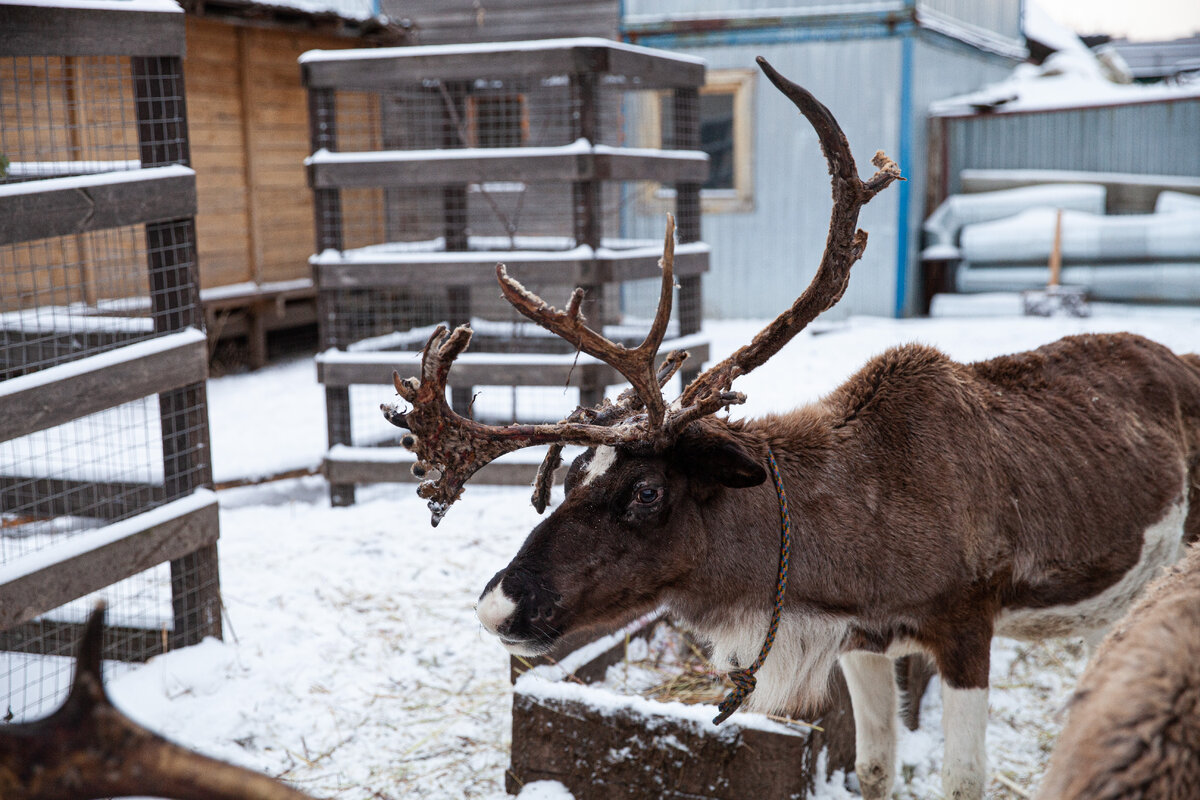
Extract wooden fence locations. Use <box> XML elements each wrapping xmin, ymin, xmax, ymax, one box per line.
<box><xmin>0</xmin><ymin>1</ymin><xmax>221</xmax><ymax>720</ymax></box>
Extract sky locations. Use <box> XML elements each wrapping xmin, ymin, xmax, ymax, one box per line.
<box><xmin>1036</xmin><ymin>0</ymin><xmax>1200</xmax><ymax>41</ymax></box>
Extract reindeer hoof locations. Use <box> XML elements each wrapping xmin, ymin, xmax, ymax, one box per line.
<box><xmin>855</xmin><ymin>761</ymin><xmax>893</xmax><ymax>800</ymax></box>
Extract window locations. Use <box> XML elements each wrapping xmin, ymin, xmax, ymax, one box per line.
<box><xmin>699</xmin><ymin>91</ymin><xmax>736</xmax><ymax>191</ymax></box>
<box><xmin>646</xmin><ymin>68</ymin><xmax>755</xmax><ymax>214</ymax></box>
<box><xmin>466</xmin><ymin>94</ymin><xmax>528</xmax><ymax>148</ymax></box>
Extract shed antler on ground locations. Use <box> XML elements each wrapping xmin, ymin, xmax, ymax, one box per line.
<box><xmin>0</xmin><ymin>604</ymin><xmax>320</xmax><ymax>800</ymax></box>
<box><xmin>382</xmin><ymin>56</ymin><xmax>902</xmax><ymax>525</ymax></box>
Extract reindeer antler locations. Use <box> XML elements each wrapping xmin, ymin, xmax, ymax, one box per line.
<box><xmin>0</xmin><ymin>604</ymin><xmax>320</xmax><ymax>800</ymax></box>
<box><xmin>383</xmin><ymin>57</ymin><xmax>901</xmax><ymax>524</ymax></box>
<box><xmin>677</xmin><ymin>57</ymin><xmax>903</xmax><ymax>411</ymax></box>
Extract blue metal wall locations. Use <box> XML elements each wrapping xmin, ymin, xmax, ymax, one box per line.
<box><xmin>620</xmin><ymin>2</ymin><xmax>1020</xmax><ymax>318</ymax></box>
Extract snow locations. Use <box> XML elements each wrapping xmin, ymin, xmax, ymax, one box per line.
<box><xmin>63</xmin><ymin>305</ymin><xmax>1200</xmax><ymax>799</ymax></box>
<box><xmin>7</xmin><ymin>0</ymin><xmax>181</xmax><ymax>12</ymax></box>
<box><xmin>4</xmin><ymin>159</ymin><xmax>141</xmax><ymax>179</ymax></box>
<box><xmin>1022</xmin><ymin>0</ymin><xmax>1089</xmax><ymax>56</ymax></box>
<box><xmin>200</xmin><ymin>279</ymin><xmax>313</xmax><ymax>304</ymax></box>
<box><xmin>0</xmin><ymin>164</ymin><xmax>192</xmax><ymax>198</ymax></box>
<box><xmin>0</xmin><ymin>328</ymin><xmax>204</xmax><ymax>401</ymax></box>
<box><xmin>0</xmin><ymin>489</ymin><xmax>214</xmax><ymax>586</ymax></box>
<box><xmin>518</xmin><ymin>615</ymin><xmax>809</xmax><ymax>740</ymax></box>
<box><xmin>932</xmin><ymin>47</ymin><xmax>1200</xmax><ymax>115</ymax></box>
<box><xmin>321</xmin><ymin>334</ymin><xmax>707</xmax><ymax>369</ymax></box>
<box><xmin>515</xmin><ymin>783</ymin><xmax>574</xmax><ymax>800</ymax></box>
<box><xmin>246</xmin><ymin>0</ymin><xmax>376</xmax><ymax>21</ymax></box>
<box><xmin>305</xmin><ymin>140</ymin><xmax>707</xmax><ymax>166</ymax></box>
<box><xmin>312</xmin><ymin>240</ymin><xmax>710</xmax><ymax>266</ymax></box>
<box><xmin>0</xmin><ymin>305</ymin><xmax>153</xmax><ymax>334</ymax></box>
<box><xmin>205</xmin><ymin>355</ymin><xmax>326</xmax><ymax>484</ymax></box>
<box><xmin>299</xmin><ymin>37</ymin><xmax>705</xmax><ymax>66</ymax></box>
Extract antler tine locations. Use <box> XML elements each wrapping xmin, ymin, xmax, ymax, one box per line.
<box><xmin>383</xmin><ymin>322</ymin><xmax>665</xmax><ymax>524</ymax></box>
<box><xmin>677</xmin><ymin>57</ymin><xmax>902</xmax><ymax>413</ymax></box>
<box><xmin>497</xmin><ymin>214</ymin><xmax>678</xmax><ymax>431</ymax></box>
<box><xmin>0</xmin><ymin>603</ymin><xmax>321</xmax><ymax>800</ymax></box>
<box><xmin>529</xmin><ymin>347</ymin><xmax>689</xmax><ymax>514</ymax></box>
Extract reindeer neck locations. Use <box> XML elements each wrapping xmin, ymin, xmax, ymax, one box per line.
<box><xmin>669</xmin><ymin>406</ymin><xmax>839</xmax><ymax>629</ymax></box>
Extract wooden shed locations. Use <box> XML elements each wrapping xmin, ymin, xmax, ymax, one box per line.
<box><xmin>181</xmin><ymin>1</ymin><xmax>408</xmax><ymax>367</ymax></box>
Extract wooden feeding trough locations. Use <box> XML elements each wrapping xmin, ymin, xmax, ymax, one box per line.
<box><xmin>508</xmin><ymin>615</ymin><xmax>857</xmax><ymax>799</ymax></box>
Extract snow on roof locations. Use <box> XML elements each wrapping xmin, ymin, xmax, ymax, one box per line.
<box><xmin>8</xmin><ymin>0</ymin><xmax>182</xmax><ymax>12</ymax></box>
<box><xmin>226</xmin><ymin>0</ymin><xmax>375</xmax><ymax>22</ymax></box>
<box><xmin>1022</xmin><ymin>0</ymin><xmax>1088</xmax><ymax>55</ymax></box>
<box><xmin>299</xmin><ymin>36</ymin><xmax>706</xmax><ymax>66</ymax></box>
<box><xmin>931</xmin><ymin>48</ymin><xmax>1200</xmax><ymax>115</ymax></box>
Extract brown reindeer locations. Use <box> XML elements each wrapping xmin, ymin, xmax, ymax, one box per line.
<box><xmin>382</xmin><ymin>58</ymin><xmax>1200</xmax><ymax>800</ymax></box>
<box><xmin>0</xmin><ymin>604</ymin><xmax>319</xmax><ymax>800</ymax></box>
<box><xmin>1036</xmin><ymin>541</ymin><xmax>1200</xmax><ymax>800</ymax></box>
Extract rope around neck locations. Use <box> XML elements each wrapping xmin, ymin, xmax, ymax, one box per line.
<box><xmin>712</xmin><ymin>445</ymin><xmax>792</xmax><ymax>725</ymax></box>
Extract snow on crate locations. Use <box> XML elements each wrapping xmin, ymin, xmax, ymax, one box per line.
<box><xmin>510</xmin><ymin>614</ymin><xmax>831</xmax><ymax>800</ymax></box>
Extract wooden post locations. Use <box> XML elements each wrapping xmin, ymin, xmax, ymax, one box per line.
<box><xmin>572</xmin><ymin>71</ymin><xmax>605</xmax><ymax>410</ymax></box>
<box><xmin>308</xmin><ymin>86</ymin><xmax>356</xmax><ymax>506</ymax></box>
<box><xmin>672</xmin><ymin>87</ymin><xmax>703</xmax><ymax>386</ymax></box>
<box><xmin>131</xmin><ymin>54</ymin><xmax>222</xmax><ymax>648</ymax></box>
<box><xmin>439</xmin><ymin>81</ymin><xmax>473</xmax><ymax>417</ymax></box>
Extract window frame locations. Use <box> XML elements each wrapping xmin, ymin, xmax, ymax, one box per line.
<box><xmin>643</xmin><ymin>67</ymin><xmax>756</xmax><ymax>215</ymax></box>
<box><xmin>464</xmin><ymin>93</ymin><xmax>530</xmax><ymax>149</ymax></box>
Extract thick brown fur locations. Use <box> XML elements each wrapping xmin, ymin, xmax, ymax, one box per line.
<box><xmin>662</xmin><ymin>332</ymin><xmax>1200</xmax><ymax>692</ymax></box>
<box><xmin>1036</xmin><ymin>541</ymin><xmax>1200</xmax><ymax>800</ymax></box>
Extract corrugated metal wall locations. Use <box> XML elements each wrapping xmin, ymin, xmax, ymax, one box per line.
<box><xmin>916</xmin><ymin>0</ymin><xmax>1022</xmax><ymax>43</ymax></box>
<box><xmin>902</xmin><ymin>35</ymin><xmax>1014</xmax><ymax>312</ymax></box>
<box><xmin>938</xmin><ymin>99</ymin><xmax>1200</xmax><ymax>195</ymax></box>
<box><xmin>624</xmin><ymin>37</ymin><xmax>904</xmax><ymax>320</ymax></box>
<box><xmin>622</xmin><ymin>29</ymin><xmax>1014</xmax><ymax>319</ymax></box>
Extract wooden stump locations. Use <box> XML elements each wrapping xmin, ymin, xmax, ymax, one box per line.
<box><xmin>508</xmin><ymin>618</ymin><xmax>856</xmax><ymax>799</ymax></box>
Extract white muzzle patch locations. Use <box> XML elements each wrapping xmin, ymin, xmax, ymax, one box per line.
<box><xmin>476</xmin><ymin>585</ymin><xmax>518</xmax><ymax>636</ymax></box>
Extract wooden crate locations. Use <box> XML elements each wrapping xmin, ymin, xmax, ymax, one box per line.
<box><xmin>508</xmin><ymin>617</ymin><xmax>857</xmax><ymax>799</ymax></box>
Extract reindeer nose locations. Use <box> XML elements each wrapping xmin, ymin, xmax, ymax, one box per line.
<box><xmin>477</xmin><ymin>569</ymin><xmax>564</xmax><ymax>646</ymax></box>
<box><xmin>476</xmin><ymin>579</ymin><xmax>518</xmax><ymax>636</ymax></box>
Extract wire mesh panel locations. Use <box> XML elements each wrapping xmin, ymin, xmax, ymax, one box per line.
<box><xmin>0</xmin><ymin>7</ymin><xmax>220</xmax><ymax>722</ymax></box>
<box><xmin>305</xmin><ymin>40</ymin><xmax>710</xmax><ymax>504</ymax></box>
<box><xmin>0</xmin><ymin>55</ymin><xmax>141</xmax><ymax>184</ymax></box>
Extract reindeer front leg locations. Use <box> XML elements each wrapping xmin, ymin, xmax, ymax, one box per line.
<box><xmin>937</xmin><ymin>627</ymin><xmax>992</xmax><ymax>800</ymax></box>
<box><xmin>840</xmin><ymin>651</ymin><xmax>898</xmax><ymax>800</ymax></box>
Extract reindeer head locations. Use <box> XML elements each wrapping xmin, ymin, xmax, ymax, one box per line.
<box><xmin>382</xmin><ymin>58</ymin><xmax>901</xmax><ymax>655</ymax></box>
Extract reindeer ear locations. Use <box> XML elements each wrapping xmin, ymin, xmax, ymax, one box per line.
<box><xmin>673</xmin><ymin>426</ymin><xmax>767</xmax><ymax>489</ymax></box>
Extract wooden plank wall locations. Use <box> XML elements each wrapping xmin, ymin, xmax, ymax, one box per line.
<box><xmin>185</xmin><ymin>18</ymin><xmax>364</xmax><ymax>290</ymax></box>
<box><xmin>0</xmin><ymin>55</ymin><xmax>144</xmax><ymax>312</ymax></box>
<box><xmin>400</xmin><ymin>0</ymin><xmax>618</xmax><ymax>45</ymax></box>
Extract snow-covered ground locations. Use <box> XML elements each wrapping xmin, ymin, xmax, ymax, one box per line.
<box><xmin>103</xmin><ymin>298</ymin><xmax>1200</xmax><ymax>799</ymax></box>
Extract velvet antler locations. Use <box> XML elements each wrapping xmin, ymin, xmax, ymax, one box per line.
<box><xmin>383</xmin><ymin>57</ymin><xmax>901</xmax><ymax>524</ymax></box>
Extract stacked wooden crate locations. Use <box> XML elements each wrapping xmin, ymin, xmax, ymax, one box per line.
<box><xmin>300</xmin><ymin>38</ymin><xmax>712</xmax><ymax>505</ymax></box>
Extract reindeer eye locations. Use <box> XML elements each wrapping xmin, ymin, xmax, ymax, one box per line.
<box><xmin>635</xmin><ymin>486</ymin><xmax>663</xmax><ymax>505</ymax></box>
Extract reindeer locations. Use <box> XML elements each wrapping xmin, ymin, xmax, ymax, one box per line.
<box><xmin>0</xmin><ymin>604</ymin><xmax>319</xmax><ymax>800</ymax></box>
<box><xmin>1036</xmin><ymin>541</ymin><xmax>1200</xmax><ymax>800</ymax></box>
<box><xmin>382</xmin><ymin>58</ymin><xmax>1200</xmax><ymax>800</ymax></box>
